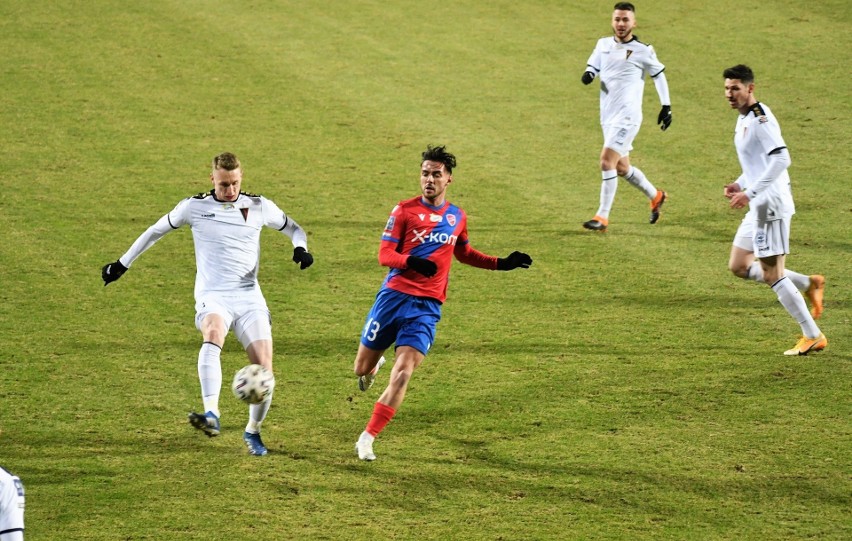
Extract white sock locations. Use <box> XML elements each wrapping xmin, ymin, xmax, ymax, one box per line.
<box><xmin>198</xmin><ymin>342</ymin><xmax>222</xmax><ymax>418</ymax></box>
<box><xmin>623</xmin><ymin>166</ymin><xmax>657</xmax><ymax>199</ymax></box>
<box><xmin>747</xmin><ymin>263</ymin><xmax>811</xmax><ymax>291</ymax></box>
<box><xmin>246</xmin><ymin>396</ymin><xmax>272</xmax><ymax>434</ymax></box>
<box><xmin>771</xmin><ymin>277</ymin><xmax>821</xmax><ymax>338</ymax></box>
<box><xmin>596</xmin><ymin>170</ymin><xmax>618</xmax><ymax>219</ymax></box>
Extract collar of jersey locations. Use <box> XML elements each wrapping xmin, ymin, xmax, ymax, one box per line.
<box><xmin>210</xmin><ymin>190</ymin><xmax>241</xmax><ymax>203</ymax></box>
<box><xmin>419</xmin><ymin>197</ymin><xmax>447</xmax><ymax>211</ymax></box>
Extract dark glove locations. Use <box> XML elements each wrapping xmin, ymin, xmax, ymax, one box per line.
<box><xmin>101</xmin><ymin>260</ymin><xmax>127</xmax><ymax>286</ymax></box>
<box><xmin>406</xmin><ymin>256</ymin><xmax>437</xmax><ymax>277</ymax></box>
<box><xmin>581</xmin><ymin>71</ymin><xmax>596</xmax><ymax>85</ymax></box>
<box><xmin>496</xmin><ymin>251</ymin><xmax>532</xmax><ymax>271</ymax></box>
<box><xmin>657</xmin><ymin>105</ymin><xmax>672</xmax><ymax>131</ymax></box>
<box><xmin>292</xmin><ymin>247</ymin><xmax>313</xmax><ymax>270</ymax></box>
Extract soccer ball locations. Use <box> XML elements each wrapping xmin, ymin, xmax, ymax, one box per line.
<box><xmin>232</xmin><ymin>364</ymin><xmax>275</xmax><ymax>404</ymax></box>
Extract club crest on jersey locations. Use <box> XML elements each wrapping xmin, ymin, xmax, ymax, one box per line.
<box><xmin>412</xmin><ymin>228</ymin><xmax>458</xmax><ymax>246</ymax></box>
<box><xmin>429</xmin><ymin>213</ymin><xmax>442</xmax><ymax>223</ymax></box>
<box><xmin>447</xmin><ymin>214</ymin><xmax>456</xmax><ymax>226</ymax></box>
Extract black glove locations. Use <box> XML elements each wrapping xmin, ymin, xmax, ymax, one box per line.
<box><xmin>406</xmin><ymin>256</ymin><xmax>437</xmax><ymax>277</ymax></box>
<box><xmin>657</xmin><ymin>105</ymin><xmax>672</xmax><ymax>131</ymax></box>
<box><xmin>292</xmin><ymin>247</ymin><xmax>313</xmax><ymax>270</ymax></box>
<box><xmin>496</xmin><ymin>251</ymin><xmax>532</xmax><ymax>271</ymax></box>
<box><xmin>581</xmin><ymin>71</ymin><xmax>596</xmax><ymax>85</ymax></box>
<box><xmin>101</xmin><ymin>260</ymin><xmax>128</xmax><ymax>286</ymax></box>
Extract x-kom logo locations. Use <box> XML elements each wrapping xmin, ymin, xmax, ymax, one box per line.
<box><xmin>412</xmin><ymin>228</ymin><xmax>458</xmax><ymax>246</ymax></box>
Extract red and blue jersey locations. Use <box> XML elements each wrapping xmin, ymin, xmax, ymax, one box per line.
<box><xmin>378</xmin><ymin>196</ymin><xmax>497</xmax><ymax>303</ymax></box>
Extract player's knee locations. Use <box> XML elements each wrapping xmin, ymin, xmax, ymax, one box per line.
<box><xmin>729</xmin><ymin>263</ymin><xmax>749</xmax><ymax>279</ymax></box>
<box><xmin>616</xmin><ymin>166</ymin><xmax>630</xmax><ymax>177</ymax></box>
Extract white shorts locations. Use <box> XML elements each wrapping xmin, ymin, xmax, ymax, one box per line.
<box><xmin>733</xmin><ymin>211</ymin><xmax>791</xmax><ymax>258</ymax></box>
<box><xmin>195</xmin><ymin>290</ymin><xmax>272</xmax><ymax>349</ymax></box>
<box><xmin>602</xmin><ymin>124</ymin><xmax>639</xmax><ymax>156</ymax></box>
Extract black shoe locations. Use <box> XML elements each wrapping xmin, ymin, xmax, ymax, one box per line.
<box><xmin>582</xmin><ymin>217</ymin><xmax>608</xmax><ymax>232</ymax></box>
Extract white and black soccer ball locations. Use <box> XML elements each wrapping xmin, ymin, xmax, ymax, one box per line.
<box><xmin>232</xmin><ymin>364</ymin><xmax>275</xmax><ymax>404</ymax></box>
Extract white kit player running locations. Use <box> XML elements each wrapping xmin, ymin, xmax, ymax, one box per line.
<box><xmin>722</xmin><ymin>65</ymin><xmax>827</xmax><ymax>355</ymax></box>
<box><xmin>102</xmin><ymin>152</ymin><xmax>314</xmax><ymax>456</ymax></box>
<box><xmin>0</xmin><ymin>465</ymin><xmax>25</xmax><ymax>541</ymax></box>
<box><xmin>581</xmin><ymin>2</ymin><xmax>671</xmax><ymax>232</ymax></box>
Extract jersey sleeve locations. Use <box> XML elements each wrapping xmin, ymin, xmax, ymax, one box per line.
<box><xmin>377</xmin><ymin>204</ymin><xmax>408</xmax><ymax>269</ymax></box>
<box><xmin>262</xmin><ymin>197</ymin><xmax>307</xmax><ymax>249</ymax></box>
<box><xmin>753</xmin><ymin>116</ymin><xmax>787</xmax><ymax>156</ymax></box>
<box><xmin>585</xmin><ymin>39</ymin><xmax>602</xmax><ymax>73</ymax></box>
<box><xmin>645</xmin><ymin>44</ymin><xmax>666</xmax><ymax>78</ymax></box>
<box><xmin>452</xmin><ymin>226</ymin><xmax>497</xmax><ymax>270</ymax></box>
<box><xmin>119</xmin><ymin>199</ymin><xmax>186</xmax><ymax>267</ymax></box>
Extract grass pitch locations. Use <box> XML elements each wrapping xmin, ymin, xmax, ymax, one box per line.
<box><xmin>0</xmin><ymin>1</ymin><xmax>849</xmax><ymax>539</ymax></box>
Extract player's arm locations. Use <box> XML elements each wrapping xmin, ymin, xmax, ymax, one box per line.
<box><xmin>743</xmin><ymin>147</ymin><xmax>791</xmax><ymax>201</ymax></box>
<box><xmin>454</xmin><ymin>242</ymin><xmax>532</xmax><ymax>271</ymax></box>
<box><xmin>581</xmin><ymin>43</ymin><xmax>601</xmax><ymax>85</ymax></box>
<box><xmin>647</xmin><ymin>45</ymin><xmax>671</xmax><ymax>131</ymax></box>
<box><xmin>263</xmin><ymin>198</ymin><xmax>313</xmax><ymax>270</ymax></box>
<box><xmin>280</xmin><ymin>217</ymin><xmax>313</xmax><ymax>270</ymax></box>
<box><xmin>101</xmin><ymin>210</ymin><xmax>182</xmax><ymax>286</ymax></box>
<box><xmin>378</xmin><ymin>241</ymin><xmax>436</xmax><ymax>277</ymax></box>
<box><xmin>652</xmin><ymin>71</ymin><xmax>671</xmax><ymax>131</ymax></box>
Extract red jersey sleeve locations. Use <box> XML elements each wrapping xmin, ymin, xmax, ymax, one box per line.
<box><xmin>454</xmin><ymin>241</ymin><xmax>498</xmax><ymax>270</ymax></box>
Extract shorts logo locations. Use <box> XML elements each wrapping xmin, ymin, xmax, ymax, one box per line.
<box><xmin>616</xmin><ymin>128</ymin><xmax>627</xmax><ymax>144</ymax></box>
<box><xmin>447</xmin><ymin>214</ymin><xmax>456</xmax><ymax>226</ymax></box>
<box><xmin>755</xmin><ymin>230</ymin><xmax>768</xmax><ymax>251</ymax></box>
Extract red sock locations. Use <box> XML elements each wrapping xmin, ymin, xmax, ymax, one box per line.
<box><xmin>365</xmin><ymin>402</ymin><xmax>396</xmax><ymax>437</ymax></box>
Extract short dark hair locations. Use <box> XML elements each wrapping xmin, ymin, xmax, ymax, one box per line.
<box><xmin>212</xmin><ymin>152</ymin><xmax>241</xmax><ymax>171</ymax></box>
<box><xmin>723</xmin><ymin>64</ymin><xmax>754</xmax><ymax>84</ymax></box>
<box><xmin>421</xmin><ymin>145</ymin><xmax>457</xmax><ymax>173</ymax></box>
<box><xmin>614</xmin><ymin>2</ymin><xmax>635</xmax><ymax>12</ymax></box>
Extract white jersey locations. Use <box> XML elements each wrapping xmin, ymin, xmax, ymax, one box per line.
<box><xmin>120</xmin><ymin>191</ymin><xmax>308</xmax><ymax>299</ymax></box>
<box><xmin>0</xmin><ymin>466</ymin><xmax>24</xmax><ymax>538</ymax></box>
<box><xmin>734</xmin><ymin>102</ymin><xmax>795</xmax><ymax>217</ymax></box>
<box><xmin>585</xmin><ymin>36</ymin><xmax>666</xmax><ymax>126</ymax></box>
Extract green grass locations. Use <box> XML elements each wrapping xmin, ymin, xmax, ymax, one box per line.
<box><xmin>0</xmin><ymin>1</ymin><xmax>849</xmax><ymax>539</ymax></box>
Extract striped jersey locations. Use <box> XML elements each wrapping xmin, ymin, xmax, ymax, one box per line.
<box><xmin>378</xmin><ymin>196</ymin><xmax>496</xmax><ymax>303</ymax></box>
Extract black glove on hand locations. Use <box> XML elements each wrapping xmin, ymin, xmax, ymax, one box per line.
<box><xmin>657</xmin><ymin>105</ymin><xmax>672</xmax><ymax>131</ymax></box>
<box><xmin>496</xmin><ymin>251</ymin><xmax>532</xmax><ymax>271</ymax></box>
<box><xmin>581</xmin><ymin>71</ymin><xmax>596</xmax><ymax>85</ymax></box>
<box><xmin>292</xmin><ymin>247</ymin><xmax>314</xmax><ymax>270</ymax></box>
<box><xmin>101</xmin><ymin>260</ymin><xmax>127</xmax><ymax>286</ymax></box>
<box><xmin>407</xmin><ymin>256</ymin><xmax>437</xmax><ymax>277</ymax></box>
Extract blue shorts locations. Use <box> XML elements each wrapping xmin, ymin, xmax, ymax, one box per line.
<box><xmin>360</xmin><ymin>288</ymin><xmax>441</xmax><ymax>356</ymax></box>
